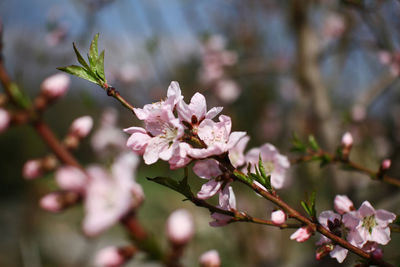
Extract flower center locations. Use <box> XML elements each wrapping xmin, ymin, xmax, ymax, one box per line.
<box><xmin>263</xmin><ymin>161</ymin><xmax>275</xmax><ymax>174</ymax></box>
<box><xmin>362</xmin><ymin>215</ymin><xmax>377</xmax><ymax>234</ymax></box>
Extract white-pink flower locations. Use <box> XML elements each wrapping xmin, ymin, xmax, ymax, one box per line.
<box><xmin>189</xmin><ymin>115</ymin><xmax>246</xmax><ymax>159</ymax></box>
<box><xmin>228</xmin><ymin>135</ymin><xmax>250</xmax><ymax>168</ymax></box>
<box><xmin>166</xmin><ymin>209</ymin><xmax>194</xmax><ymax>245</ymax></box>
<box><xmin>40</xmin><ymin>73</ymin><xmax>70</xmax><ymax>99</ymax></box>
<box><xmin>0</xmin><ymin>108</ymin><xmax>10</xmax><ymax>133</ymax></box>
<box><xmin>347</xmin><ymin>201</ymin><xmax>396</xmax><ymax>246</ymax></box>
<box><xmin>290</xmin><ymin>226</ymin><xmax>312</xmax><ymax>243</ymax></box>
<box><xmin>271</xmin><ymin>210</ymin><xmax>286</xmax><ymax>225</ymax></box>
<box><xmin>334</xmin><ymin>195</ymin><xmax>354</xmax><ymax>215</ymax></box>
<box><xmin>70</xmin><ymin>116</ymin><xmax>93</xmax><ymax>138</ymax></box>
<box><xmin>199</xmin><ymin>249</ymin><xmax>221</xmax><ymax>267</ymax></box>
<box><xmin>245</xmin><ymin>143</ymin><xmax>290</xmax><ymax>189</ymax></box>
<box><xmin>56</xmin><ymin>166</ymin><xmax>87</xmax><ymax>192</ymax></box>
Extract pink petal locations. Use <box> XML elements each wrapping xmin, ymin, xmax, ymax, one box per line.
<box><xmin>371</xmin><ymin>227</ymin><xmax>391</xmax><ymax>245</ymax></box>
<box><xmin>330</xmin><ymin>246</ymin><xmax>348</xmax><ymax>263</ymax></box>
<box><xmin>358</xmin><ymin>201</ymin><xmax>375</xmax><ymax>217</ymax></box>
<box><xmin>375</xmin><ymin>209</ymin><xmax>396</xmax><ymax>227</ymax></box>
<box><xmin>197</xmin><ymin>180</ymin><xmax>222</xmax><ymax>199</ymax></box>
<box><xmin>193</xmin><ymin>159</ymin><xmax>222</xmax><ymax>179</ymax></box>
<box><xmin>205</xmin><ymin>106</ymin><xmax>223</xmax><ymax>120</ymax></box>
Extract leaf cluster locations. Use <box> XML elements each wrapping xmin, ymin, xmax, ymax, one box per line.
<box><xmin>301</xmin><ymin>191</ymin><xmax>317</xmax><ymax>219</ymax></box>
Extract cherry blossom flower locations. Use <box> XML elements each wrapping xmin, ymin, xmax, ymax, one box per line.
<box><xmin>209</xmin><ymin>186</ymin><xmax>236</xmax><ymax>227</ymax></box>
<box><xmin>40</xmin><ymin>73</ymin><xmax>70</xmax><ymax>99</ymax></box>
<box><xmin>0</xmin><ymin>108</ymin><xmax>10</xmax><ymax>133</ymax></box>
<box><xmin>166</xmin><ymin>209</ymin><xmax>194</xmax><ymax>245</ymax></box>
<box><xmin>245</xmin><ymin>143</ymin><xmax>290</xmax><ymax>189</ymax></box>
<box><xmin>290</xmin><ymin>226</ymin><xmax>312</xmax><ymax>243</ymax></box>
<box><xmin>70</xmin><ymin>116</ymin><xmax>93</xmax><ymax>138</ymax></box>
<box><xmin>334</xmin><ymin>195</ymin><xmax>354</xmax><ymax>215</ymax></box>
<box><xmin>271</xmin><ymin>210</ymin><xmax>286</xmax><ymax>225</ymax></box>
<box><xmin>228</xmin><ymin>135</ymin><xmax>250</xmax><ymax>168</ymax></box>
<box><xmin>199</xmin><ymin>250</ymin><xmax>221</xmax><ymax>267</ymax></box>
<box><xmin>188</xmin><ymin>115</ymin><xmax>246</xmax><ymax>159</ymax></box>
<box><xmin>347</xmin><ymin>201</ymin><xmax>396</xmax><ymax>246</ymax></box>
<box><xmin>83</xmin><ymin>153</ymin><xmax>142</xmax><ymax>236</ymax></box>
<box><xmin>193</xmin><ymin>159</ymin><xmax>223</xmax><ymax>199</ymax></box>
<box><xmin>214</xmin><ymin>79</ymin><xmax>241</xmax><ymax>104</ymax></box>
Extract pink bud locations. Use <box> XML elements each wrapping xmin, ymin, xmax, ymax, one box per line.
<box><xmin>372</xmin><ymin>248</ymin><xmax>383</xmax><ymax>260</ymax></box>
<box><xmin>334</xmin><ymin>195</ymin><xmax>354</xmax><ymax>214</ymax></box>
<box><xmin>290</xmin><ymin>227</ymin><xmax>312</xmax><ymax>243</ymax></box>
<box><xmin>379</xmin><ymin>51</ymin><xmax>392</xmax><ymax>65</ymax></box>
<box><xmin>341</xmin><ymin>132</ymin><xmax>353</xmax><ymax>147</ymax></box>
<box><xmin>41</xmin><ymin>73</ymin><xmax>70</xmax><ymax>99</ymax></box>
<box><xmin>56</xmin><ymin>166</ymin><xmax>87</xmax><ymax>192</ymax></box>
<box><xmin>94</xmin><ymin>246</ymin><xmax>124</xmax><ymax>267</ymax></box>
<box><xmin>0</xmin><ymin>108</ymin><xmax>10</xmax><ymax>133</ymax></box>
<box><xmin>199</xmin><ymin>250</ymin><xmax>221</xmax><ymax>267</ymax></box>
<box><xmin>271</xmin><ymin>210</ymin><xmax>286</xmax><ymax>225</ymax></box>
<box><xmin>39</xmin><ymin>193</ymin><xmax>62</xmax><ymax>212</ymax></box>
<box><xmin>166</xmin><ymin>209</ymin><xmax>194</xmax><ymax>245</ymax></box>
<box><xmin>70</xmin><ymin>116</ymin><xmax>93</xmax><ymax>138</ymax></box>
<box><xmin>22</xmin><ymin>159</ymin><xmax>42</xmax><ymax>179</ymax></box>
<box><xmin>381</xmin><ymin>159</ymin><xmax>391</xmax><ymax>170</ymax></box>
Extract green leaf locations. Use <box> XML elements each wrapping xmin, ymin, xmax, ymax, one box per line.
<box><xmin>88</xmin><ymin>33</ymin><xmax>99</xmax><ymax>70</ymax></box>
<box><xmin>95</xmin><ymin>50</ymin><xmax>106</xmax><ymax>83</ymax></box>
<box><xmin>9</xmin><ymin>82</ymin><xmax>31</xmax><ymax>109</ymax></box>
<box><xmin>301</xmin><ymin>201</ymin><xmax>311</xmax><ymax>217</ymax></box>
<box><xmin>57</xmin><ymin>65</ymin><xmax>99</xmax><ymax>85</ymax></box>
<box><xmin>308</xmin><ymin>135</ymin><xmax>320</xmax><ymax>151</ymax></box>
<box><xmin>147</xmin><ymin>169</ymin><xmax>193</xmax><ymax>199</ymax></box>
<box><xmin>319</xmin><ymin>154</ymin><xmax>332</xmax><ymax>168</ymax></box>
<box><xmin>258</xmin><ymin>156</ymin><xmax>272</xmax><ymax>191</ymax></box>
<box><xmin>73</xmin><ymin>42</ymin><xmax>90</xmax><ymax>70</ymax></box>
<box><xmin>301</xmin><ymin>192</ymin><xmax>317</xmax><ymax>218</ymax></box>
<box><xmin>233</xmin><ymin>170</ymin><xmax>252</xmax><ymax>184</ymax></box>
<box><xmin>291</xmin><ymin>133</ymin><xmax>307</xmax><ymax>153</ymax></box>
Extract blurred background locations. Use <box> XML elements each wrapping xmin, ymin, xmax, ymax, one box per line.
<box><xmin>1</xmin><ymin>0</ymin><xmax>400</xmax><ymax>266</ymax></box>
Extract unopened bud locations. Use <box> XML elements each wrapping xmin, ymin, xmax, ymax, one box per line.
<box><xmin>94</xmin><ymin>246</ymin><xmax>136</xmax><ymax>267</ymax></box>
<box><xmin>166</xmin><ymin>209</ymin><xmax>194</xmax><ymax>245</ymax></box>
<box><xmin>40</xmin><ymin>192</ymin><xmax>63</xmax><ymax>212</ymax></box>
<box><xmin>70</xmin><ymin>116</ymin><xmax>93</xmax><ymax>138</ymax></box>
<box><xmin>315</xmin><ymin>243</ymin><xmax>334</xmax><ymax>260</ymax></box>
<box><xmin>381</xmin><ymin>159</ymin><xmax>391</xmax><ymax>170</ymax></box>
<box><xmin>334</xmin><ymin>195</ymin><xmax>354</xmax><ymax>214</ymax></box>
<box><xmin>56</xmin><ymin>166</ymin><xmax>87</xmax><ymax>192</ymax></box>
<box><xmin>271</xmin><ymin>210</ymin><xmax>286</xmax><ymax>225</ymax></box>
<box><xmin>41</xmin><ymin>73</ymin><xmax>70</xmax><ymax>99</ymax></box>
<box><xmin>290</xmin><ymin>226</ymin><xmax>312</xmax><ymax>243</ymax></box>
<box><xmin>0</xmin><ymin>108</ymin><xmax>10</xmax><ymax>133</ymax></box>
<box><xmin>199</xmin><ymin>250</ymin><xmax>221</xmax><ymax>267</ymax></box>
<box><xmin>372</xmin><ymin>248</ymin><xmax>383</xmax><ymax>260</ymax></box>
<box><xmin>341</xmin><ymin>132</ymin><xmax>353</xmax><ymax>147</ymax></box>
<box><xmin>22</xmin><ymin>159</ymin><xmax>42</xmax><ymax>179</ymax></box>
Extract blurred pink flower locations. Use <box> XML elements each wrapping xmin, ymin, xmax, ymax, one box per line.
<box><xmin>22</xmin><ymin>159</ymin><xmax>42</xmax><ymax>180</ymax></box>
<box><xmin>70</xmin><ymin>116</ymin><xmax>93</xmax><ymax>138</ymax></box>
<box><xmin>341</xmin><ymin>132</ymin><xmax>353</xmax><ymax>147</ymax></box>
<box><xmin>214</xmin><ymin>79</ymin><xmax>241</xmax><ymax>104</ymax></box>
<box><xmin>0</xmin><ymin>108</ymin><xmax>10</xmax><ymax>133</ymax></box>
<box><xmin>334</xmin><ymin>195</ymin><xmax>354</xmax><ymax>215</ymax></box>
<box><xmin>381</xmin><ymin>159</ymin><xmax>391</xmax><ymax>170</ymax></box>
<box><xmin>40</xmin><ymin>192</ymin><xmax>62</xmax><ymax>212</ymax></box>
<box><xmin>245</xmin><ymin>143</ymin><xmax>290</xmax><ymax>189</ymax></box>
<box><xmin>166</xmin><ymin>209</ymin><xmax>194</xmax><ymax>245</ymax></box>
<box><xmin>40</xmin><ymin>73</ymin><xmax>70</xmax><ymax>99</ymax></box>
<box><xmin>94</xmin><ymin>246</ymin><xmax>124</xmax><ymax>267</ymax></box>
<box><xmin>199</xmin><ymin>249</ymin><xmax>221</xmax><ymax>267</ymax></box>
<box><xmin>56</xmin><ymin>166</ymin><xmax>87</xmax><ymax>192</ymax></box>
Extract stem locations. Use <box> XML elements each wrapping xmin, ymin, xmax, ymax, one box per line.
<box><xmin>104</xmin><ymin>85</ymin><xmax>135</xmax><ymax>111</ymax></box>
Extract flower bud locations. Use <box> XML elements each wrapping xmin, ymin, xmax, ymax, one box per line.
<box><xmin>199</xmin><ymin>250</ymin><xmax>221</xmax><ymax>267</ymax></box>
<box><xmin>94</xmin><ymin>246</ymin><xmax>133</xmax><ymax>267</ymax></box>
<box><xmin>372</xmin><ymin>248</ymin><xmax>383</xmax><ymax>260</ymax></box>
<box><xmin>0</xmin><ymin>108</ymin><xmax>10</xmax><ymax>133</ymax></box>
<box><xmin>40</xmin><ymin>73</ymin><xmax>70</xmax><ymax>99</ymax></box>
<box><xmin>70</xmin><ymin>116</ymin><xmax>93</xmax><ymax>138</ymax></box>
<box><xmin>56</xmin><ymin>166</ymin><xmax>87</xmax><ymax>192</ymax></box>
<box><xmin>381</xmin><ymin>159</ymin><xmax>391</xmax><ymax>171</ymax></box>
<box><xmin>22</xmin><ymin>159</ymin><xmax>42</xmax><ymax>179</ymax></box>
<box><xmin>341</xmin><ymin>132</ymin><xmax>353</xmax><ymax>147</ymax></box>
<box><xmin>39</xmin><ymin>192</ymin><xmax>63</xmax><ymax>212</ymax></box>
<box><xmin>290</xmin><ymin>226</ymin><xmax>312</xmax><ymax>243</ymax></box>
<box><xmin>334</xmin><ymin>195</ymin><xmax>354</xmax><ymax>214</ymax></box>
<box><xmin>166</xmin><ymin>209</ymin><xmax>194</xmax><ymax>245</ymax></box>
<box><xmin>271</xmin><ymin>210</ymin><xmax>286</xmax><ymax>225</ymax></box>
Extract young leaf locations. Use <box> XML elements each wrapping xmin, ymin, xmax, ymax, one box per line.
<box><xmin>73</xmin><ymin>42</ymin><xmax>91</xmax><ymax>71</ymax></box>
<box><xmin>96</xmin><ymin>50</ymin><xmax>106</xmax><ymax>83</ymax></box>
<box><xmin>301</xmin><ymin>201</ymin><xmax>312</xmax><ymax>217</ymax></box>
<box><xmin>308</xmin><ymin>135</ymin><xmax>320</xmax><ymax>151</ymax></box>
<box><xmin>291</xmin><ymin>133</ymin><xmax>307</xmax><ymax>153</ymax></box>
<box><xmin>88</xmin><ymin>33</ymin><xmax>99</xmax><ymax>71</ymax></box>
<box><xmin>258</xmin><ymin>156</ymin><xmax>272</xmax><ymax>191</ymax></box>
<box><xmin>57</xmin><ymin>65</ymin><xmax>98</xmax><ymax>84</ymax></box>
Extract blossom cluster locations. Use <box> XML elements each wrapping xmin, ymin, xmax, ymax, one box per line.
<box><xmin>315</xmin><ymin>195</ymin><xmax>396</xmax><ymax>263</ymax></box>
<box><xmin>125</xmin><ymin>81</ymin><xmax>290</xmax><ymax>225</ymax></box>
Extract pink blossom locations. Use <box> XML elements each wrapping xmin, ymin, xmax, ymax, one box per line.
<box><xmin>125</xmin><ymin>127</ymin><xmax>151</xmax><ymax>155</ymax></box>
<box><xmin>83</xmin><ymin>153</ymin><xmax>142</xmax><ymax>236</ymax></box>
<box><xmin>22</xmin><ymin>159</ymin><xmax>42</xmax><ymax>180</ymax></box>
<box><xmin>56</xmin><ymin>166</ymin><xmax>87</xmax><ymax>192</ymax></box>
<box><xmin>199</xmin><ymin>250</ymin><xmax>221</xmax><ymax>267</ymax></box>
<box><xmin>228</xmin><ymin>135</ymin><xmax>250</xmax><ymax>168</ymax></box>
<box><xmin>0</xmin><ymin>108</ymin><xmax>10</xmax><ymax>133</ymax></box>
<box><xmin>341</xmin><ymin>132</ymin><xmax>353</xmax><ymax>147</ymax></box>
<box><xmin>215</xmin><ymin>79</ymin><xmax>241</xmax><ymax>104</ymax></box>
<box><xmin>334</xmin><ymin>195</ymin><xmax>354</xmax><ymax>214</ymax></box>
<box><xmin>381</xmin><ymin>159</ymin><xmax>391</xmax><ymax>170</ymax></box>
<box><xmin>168</xmin><ymin>142</ymin><xmax>192</xmax><ymax>170</ymax></box>
<box><xmin>40</xmin><ymin>73</ymin><xmax>70</xmax><ymax>99</ymax></box>
<box><xmin>166</xmin><ymin>209</ymin><xmax>194</xmax><ymax>245</ymax></box>
<box><xmin>290</xmin><ymin>227</ymin><xmax>312</xmax><ymax>242</ymax></box>
<box><xmin>40</xmin><ymin>193</ymin><xmax>62</xmax><ymax>212</ymax></box>
<box><xmin>210</xmin><ymin>186</ymin><xmax>236</xmax><ymax>227</ymax></box>
<box><xmin>70</xmin><ymin>116</ymin><xmax>93</xmax><ymax>138</ymax></box>
<box><xmin>271</xmin><ymin>210</ymin><xmax>286</xmax><ymax>225</ymax></box>
<box><xmin>193</xmin><ymin>159</ymin><xmax>223</xmax><ymax>199</ymax></box>
<box><xmin>94</xmin><ymin>246</ymin><xmax>124</xmax><ymax>267</ymax></box>
<box><xmin>245</xmin><ymin>143</ymin><xmax>290</xmax><ymax>189</ymax></box>
<box><xmin>189</xmin><ymin>115</ymin><xmax>246</xmax><ymax>159</ymax></box>
<box><xmin>347</xmin><ymin>201</ymin><xmax>396</xmax><ymax>246</ymax></box>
